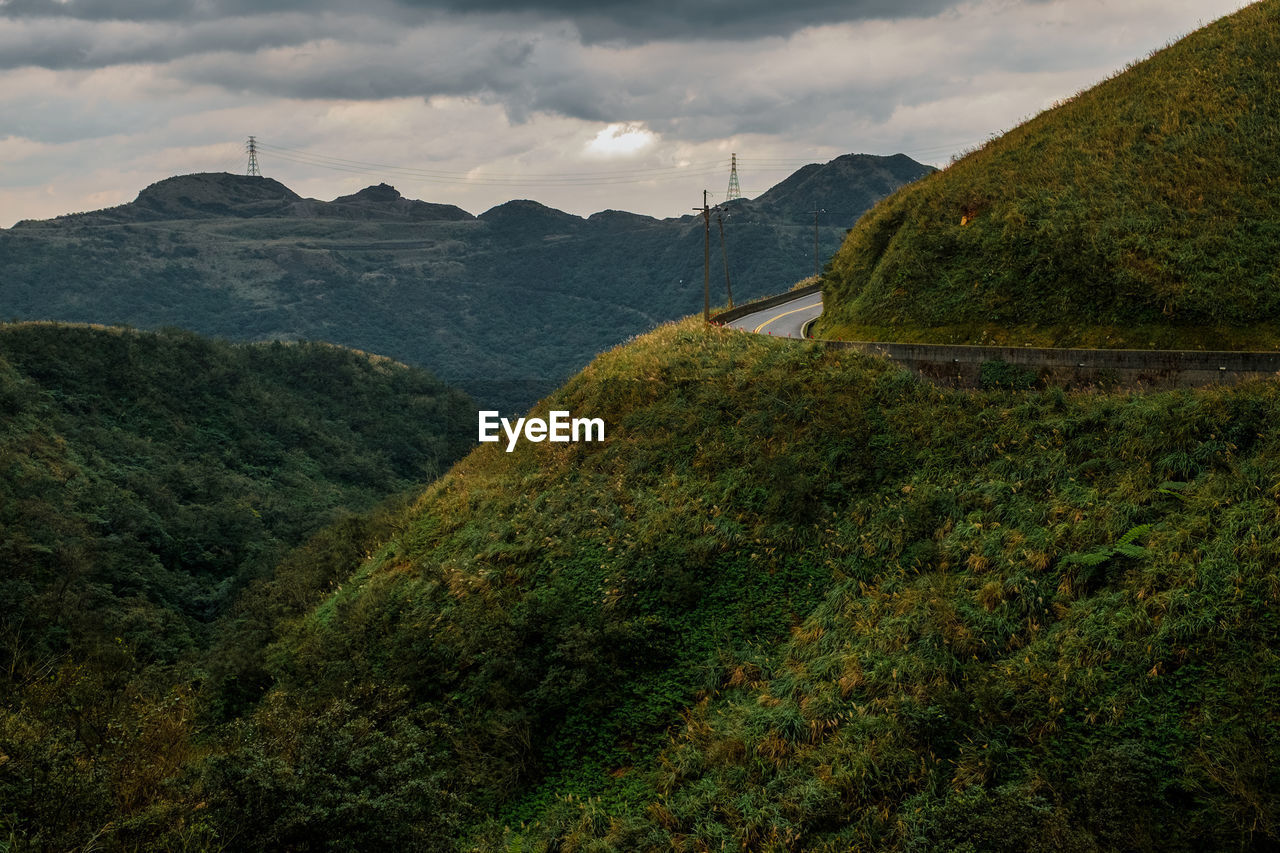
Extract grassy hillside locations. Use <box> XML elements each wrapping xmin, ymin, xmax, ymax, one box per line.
<box><xmin>817</xmin><ymin>1</ymin><xmax>1280</xmax><ymax>350</ymax></box>
<box><xmin>127</xmin><ymin>318</ymin><xmax>1280</xmax><ymax>852</ymax></box>
<box><xmin>0</xmin><ymin>323</ymin><xmax>473</xmax><ymax>850</ymax></box>
<box><xmin>0</xmin><ymin>154</ymin><xmax>933</xmax><ymax>412</ymax></box>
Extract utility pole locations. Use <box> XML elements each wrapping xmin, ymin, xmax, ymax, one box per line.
<box><xmin>716</xmin><ymin>208</ymin><xmax>733</xmax><ymax>308</ymax></box>
<box><xmin>811</xmin><ymin>208</ymin><xmax>825</xmax><ymax>279</ymax></box>
<box><xmin>246</xmin><ymin>136</ymin><xmax>261</xmax><ymax>177</ymax></box>
<box><xmin>695</xmin><ymin>191</ymin><xmax>710</xmax><ymax>322</ymax></box>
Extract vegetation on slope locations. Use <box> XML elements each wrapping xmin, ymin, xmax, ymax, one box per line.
<box><xmin>0</xmin><ymin>323</ymin><xmax>473</xmax><ymax>849</ymax></box>
<box><xmin>0</xmin><ymin>154</ymin><xmax>932</xmax><ymax>412</ymax></box>
<box><xmin>147</xmin><ymin>317</ymin><xmax>1280</xmax><ymax>851</ymax></box>
<box><xmin>817</xmin><ymin>1</ymin><xmax>1280</xmax><ymax>350</ymax></box>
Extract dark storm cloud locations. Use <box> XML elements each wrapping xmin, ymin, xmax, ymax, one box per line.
<box><xmin>0</xmin><ymin>0</ymin><xmax>314</xmax><ymax>21</ymax></box>
<box><xmin>172</xmin><ymin>31</ymin><xmax>536</xmax><ymax>101</ymax></box>
<box><xmin>402</xmin><ymin>0</ymin><xmax>963</xmax><ymax>42</ymax></box>
<box><xmin>0</xmin><ymin>15</ymin><xmax>351</xmax><ymax>69</ymax></box>
<box><xmin>2</xmin><ymin>0</ymin><xmax>963</xmax><ymax>41</ymax></box>
<box><xmin>150</xmin><ymin>14</ymin><xmax>931</xmax><ymax>139</ymax></box>
<box><xmin>0</xmin><ymin>0</ymin><xmax>982</xmax><ymax>142</ymax></box>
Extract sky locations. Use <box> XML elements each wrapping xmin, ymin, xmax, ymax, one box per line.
<box><xmin>0</xmin><ymin>0</ymin><xmax>1254</xmax><ymax>227</ymax></box>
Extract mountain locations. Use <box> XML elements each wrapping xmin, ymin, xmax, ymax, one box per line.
<box><xmin>75</xmin><ymin>172</ymin><xmax>305</xmax><ymax>222</ymax></box>
<box><xmin>10</xmin><ymin>7</ymin><xmax>1280</xmax><ymax>844</ymax></box>
<box><xmin>744</xmin><ymin>152</ymin><xmax>934</xmax><ymax>226</ymax></box>
<box><xmin>0</xmin><ymin>322</ymin><xmax>474</xmax><ymax>851</ymax></box>
<box><xmin>42</xmin><ymin>315</ymin><xmax>1271</xmax><ymax>851</ymax></box>
<box><xmin>40</xmin><ymin>174</ymin><xmax>473</xmax><ymax>224</ymax></box>
<box><xmin>817</xmin><ymin>1</ymin><xmax>1280</xmax><ymax>350</ymax></box>
<box><xmin>0</xmin><ymin>154</ymin><xmax>933</xmax><ymax>412</ymax></box>
<box><xmin>0</xmin><ymin>321</ymin><xmax>473</xmax><ymax>659</ymax></box>
<box><xmin>321</xmin><ymin>183</ymin><xmax>473</xmax><ymax>221</ymax></box>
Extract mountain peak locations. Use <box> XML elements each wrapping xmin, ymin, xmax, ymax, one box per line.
<box><xmin>332</xmin><ymin>183</ymin><xmax>403</xmax><ymax>204</ymax></box>
<box><xmin>746</xmin><ymin>153</ymin><xmax>936</xmax><ymax>227</ymax></box>
<box><xmin>128</xmin><ymin>172</ymin><xmax>301</xmax><ymax>220</ymax></box>
<box><xmin>478</xmin><ymin>199</ymin><xmax>584</xmax><ymax>234</ymax></box>
<box><xmin>586</xmin><ymin>209</ymin><xmax>659</xmax><ymax>228</ymax></box>
<box><xmin>320</xmin><ymin>183</ymin><xmax>474</xmax><ymax>222</ymax></box>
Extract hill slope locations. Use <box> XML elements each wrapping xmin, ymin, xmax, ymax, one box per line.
<box><xmin>50</xmin><ymin>319</ymin><xmax>1267</xmax><ymax>852</ymax></box>
<box><xmin>817</xmin><ymin>1</ymin><xmax>1280</xmax><ymax>350</ymax></box>
<box><xmin>0</xmin><ymin>155</ymin><xmax>933</xmax><ymax>412</ymax></box>
<box><xmin>0</xmin><ymin>321</ymin><xmax>474</xmax><ymax>659</ymax></box>
<box><xmin>0</xmin><ymin>323</ymin><xmax>475</xmax><ymax>850</ymax></box>
<box><xmin>6</xmin><ymin>314</ymin><xmax>1279</xmax><ymax>849</ymax></box>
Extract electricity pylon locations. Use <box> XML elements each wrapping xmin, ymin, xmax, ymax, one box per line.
<box><xmin>725</xmin><ymin>153</ymin><xmax>741</xmax><ymax>201</ymax></box>
<box><xmin>246</xmin><ymin>136</ymin><xmax>261</xmax><ymax>177</ymax></box>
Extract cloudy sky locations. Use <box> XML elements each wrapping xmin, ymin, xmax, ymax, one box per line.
<box><xmin>0</xmin><ymin>0</ymin><xmax>1252</xmax><ymax>227</ymax></box>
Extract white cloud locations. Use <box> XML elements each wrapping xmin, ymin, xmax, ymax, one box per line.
<box><xmin>584</xmin><ymin>123</ymin><xmax>658</xmax><ymax>158</ymax></box>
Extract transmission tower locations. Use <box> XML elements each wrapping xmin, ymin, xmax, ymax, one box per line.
<box><xmin>725</xmin><ymin>153</ymin><xmax>741</xmax><ymax>201</ymax></box>
<box><xmin>245</xmin><ymin>136</ymin><xmax>261</xmax><ymax>177</ymax></box>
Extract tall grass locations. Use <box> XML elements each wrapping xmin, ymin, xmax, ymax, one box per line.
<box><xmin>222</xmin><ymin>317</ymin><xmax>1280</xmax><ymax>851</ymax></box>
<box><xmin>818</xmin><ymin>1</ymin><xmax>1280</xmax><ymax>351</ymax></box>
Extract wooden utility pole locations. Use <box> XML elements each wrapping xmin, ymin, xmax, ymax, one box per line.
<box><xmin>811</xmin><ymin>208</ymin><xmax>825</xmax><ymax>279</ymax></box>
<box><xmin>695</xmin><ymin>191</ymin><xmax>710</xmax><ymax>322</ymax></box>
<box><xmin>716</xmin><ymin>209</ymin><xmax>733</xmax><ymax>308</ymax></box>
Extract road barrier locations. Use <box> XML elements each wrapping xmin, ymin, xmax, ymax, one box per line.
<box><xmin>708</xmin><ymin>282</ymin><xmax>822</xmax><ymax>327</ymax></box>
<box><xmin>712</xmin><ymin>289</ymin><xmax>1280</xmax><ymax>390</ymax></box>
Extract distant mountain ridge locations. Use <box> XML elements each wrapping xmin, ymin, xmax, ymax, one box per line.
<box><xmin>42</xmin><ymin>174</ymin><xmax>474</xmax><ymax>225</ymax></box>
<box><xmin>737</xmin><ymin>152</ymin><xmax>934</xmax><ymax>226</ymax></box>
<box><xmin>33</xmin><ymin>153</ymin><xmax>930</xmax><ymax>229</ymax></box>
<box><xmin>3</xmin><ymin>153</ymin><xmax>934</xmax><ymax>410</ymax></box>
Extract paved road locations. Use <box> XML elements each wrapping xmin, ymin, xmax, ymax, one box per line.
<box><xmin>723</xmin><ymin>290</ymin><xmax>823</xmax><ymax>338</ymax></box>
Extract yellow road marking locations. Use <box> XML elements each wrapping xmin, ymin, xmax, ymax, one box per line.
<box><xmin>753</xmin><ymin>300</ymin><xmax>821</xmax><ymax>334</ymax></box>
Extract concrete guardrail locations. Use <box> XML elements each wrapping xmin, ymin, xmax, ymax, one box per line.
<box><xmin>712</xmin><ymin>288</ymin><xmax>1280</xmax><ymax>390</ymax></box>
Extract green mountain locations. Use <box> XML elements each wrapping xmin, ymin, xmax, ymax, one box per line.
<box><xmin>0</xmin><ymin>321</ymin><xmax>473</xmax><ymax>658</ymax></box>
<box><xmin>817</xmin><ymin>1</ymin><xmax>1280</xmax><ymax>350</ymax></box>
<box><xmin>0</xmin><ymin>322</ymin><xmax>473</xmax><ymax>850</ymax></box>
<box><xmin>0</xmin><ymin>154</ymin><xmax>933</xmax><ymax>412</ymax></box>
<box><xmin>10</xmin><ymin>240</ymin><xmax>1280</xmax><ymax>847</ymax></box>
<box><xmin>171</xmin><ymin>319</ymin><xmax>1277</xmax><ymax>851</ymax></box>
<box><xmin>14</xmin><ymin>6</ymin><xmax>1280</xmax><ymax>849</ymax></box>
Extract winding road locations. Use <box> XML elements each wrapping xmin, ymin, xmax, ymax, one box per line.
<box><xmin>723</xmin><ymin>290</ymin><xmax>823</xmax><ymax>338</ymax></box>
<box><xmin>716</xmin><ymin>286</ymin><xmax>1280</xmax><ymax>389</ymax></box>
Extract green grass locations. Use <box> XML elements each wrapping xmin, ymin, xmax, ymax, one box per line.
<box><xmin>817</xmin><ymin>1</ymin><xmax>1280</xmax><ymax>350</ymax></box>
<box><xmin>191</xmin><ymin>317</ymin><xmax>1280</xmax><ymax>851</ymax></box>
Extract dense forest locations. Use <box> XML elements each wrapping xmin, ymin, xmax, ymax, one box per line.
<box><xmin>0</xmin><ymin>155</ymin><xmax>933</xmax><ymax>412</ymax></box>
<box><xmin>0</xmin><ymin>323</ymin><xmax>473</xmax><ymax>849</ymax></box>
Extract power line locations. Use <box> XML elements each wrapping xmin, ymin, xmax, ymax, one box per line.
<box><xmin>261</xmin><ymin>148</ymin><xmax>734</xmax><ymax>188</ymax></box>
<box><xmin>250</xmin><ymin>140</ymin><xmax>835</xmax><ymax>191</ymax></box>
<box><xmin>257</xmin><ymin>140</ymin><xmax>729</xmax><ymax>182</ymax></box>
<box><xmin>735</xmin><ymin>138</ymin><xmax>987</xmax><ymax>163</ymax></box>
<box><xmin>242</xmin><ymin>138</ymin><xmax>980</xmax><ymax>195</ymax></box>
